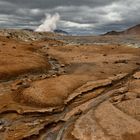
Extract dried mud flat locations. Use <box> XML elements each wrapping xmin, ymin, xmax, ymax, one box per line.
<box><xmin>0</xmin><ymin>30</ymin><xmax>140</xmax><ymax>140</ymax></box>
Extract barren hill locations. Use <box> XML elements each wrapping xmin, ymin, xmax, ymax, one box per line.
<box><xmin>123</xmin><ymin>24</ymin><xmax>140</xmax><ymax>35</ymax></box>
<box><xmin>104</xmin><ymin>24</ymin><xmax>140</xmax><ymax>35</ymax></box>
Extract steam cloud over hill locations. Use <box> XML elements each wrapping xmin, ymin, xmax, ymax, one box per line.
<box><xmin>35</xmin><ymin>13</ymin><xmax>60</xmax><ymax>32</ymax></box>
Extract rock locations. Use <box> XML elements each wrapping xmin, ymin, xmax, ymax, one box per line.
<box><xmin>114</xmin><ymin>60</ymin><xmax>128</xmax><ymax>64</ymax></box>
<box><xmin>60</xmin><ymin>64</ymin><xmax>65</xmax><ymax>67</ymax></box>
<box><xmin>110</xmin><ymin>94</ymin><xmax>125</xmax><ymax>103</ymax></box>
<box><xmin>136</xmin><ymin>62</ymin><xmax>140</xmax><ymax>65</ymax></box>
<box><xmin>11</xmin><ymin>80</ymin><xmax>30</xmax><ymax>91</ymax></box>
<box><xmin>103</xmin><ymin>54</ymin><xmax>107</xmax><ymax>56</ymax></box>
<box><xmin>133</xmin><ymin>71</ymin><xmax>140</xmax><ymax>79</ymax></box>
<box><xmin>0</xmin><ymin>126</ymin><xmax>5</xmax><ymax>132</ymax></box>
<box><xmin>124</xmin><ymin>92</ymin><xmax>138</xmax><ymax>100</ymax></box>
<box><xmin>94</xmin><ymin>101</ymin><xmax>140</xmax><ymax>140</ymax></box>
<box><xmin>17</xmin><ymin>75</ymin><xmax>92</xmax><ymax>107</ymax></box>
<box><xmin>65</xmin><ymin>78</ymin><xmax>112</xmax><ymax>104</ymax></box>
<box><xmin>116</xmin><ymin>99</ymin><xmax>140</xmax><ymax>121</ymax></box>
<box><xmin>109</xmin><ymin>73</ymin><xmax>128</xmax><ymax>82</ymax></box>
<box><xmin>40</xmin><ymin>74</ymin><xmax>48</xmax><ymax>79</ymax></box>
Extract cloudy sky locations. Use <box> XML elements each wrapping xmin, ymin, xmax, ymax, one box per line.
<box><xmin>0</xmin><ymin>0</ymin><xmax>140</xmax><ymax>35</ymax></box>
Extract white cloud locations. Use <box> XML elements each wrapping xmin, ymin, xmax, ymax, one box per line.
<box><xmin>61</xmin><ymin>20</ymin><xmax>94</xmax><ymax>28</ymax></box>
<box><xmin>16</xmin><ymin>8</ymin><xmax>43</xmax><ymax>16</ymax></box>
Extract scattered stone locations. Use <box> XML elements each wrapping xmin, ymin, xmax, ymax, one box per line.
<box><xmin>12</xmin><ymin>46</ymin><xmax>16</xmax><ymax>49</ymax></box>
<box><xmin>103</xmin><ymin>54</ymin><xmax>107</xmax><ymax>56</ymax></box>
<box><xmin>52</xmin><ymin>74</ymin><xmax>57</xmax><ymax>77</ymax></box>
<box><xmin>40</xmin><ymin>74</ymin><xmax>49</xmax><ymax>79</ymax></box>
<box><xmin>103</xmin><ymin>61</ymin><xmax>108</xmax><ymax>64</ymax></box>
<box><xmin>60</xmin><ymin>64</ymin><xmax>65</xmax><ymax>67</ymax></box>
<box><xmin>136</xmin><ymin>62</ymin><xmax>140</xmax><ymax>65</ymax></box>
<box><xmin>114</xmin><ymin>60</ymin><xmax>128</xmax><ymax>64</ymax></box>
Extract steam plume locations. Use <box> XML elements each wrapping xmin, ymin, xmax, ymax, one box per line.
<box><xmin>35</xmin><ymin>13</ymin><xmax>60</xmax><ymax>32</ymax></box>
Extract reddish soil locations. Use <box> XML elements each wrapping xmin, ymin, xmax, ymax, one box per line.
<box><xmin>0</xmin><ymin>30</ymin><xmax>140</xmax><ymax>140</ymax></box>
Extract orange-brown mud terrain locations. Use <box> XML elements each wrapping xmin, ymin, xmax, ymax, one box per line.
<box><xmin>0</xmin><ymin>29</ymin><xmax>140</xmax><ymax>140</ymax></box>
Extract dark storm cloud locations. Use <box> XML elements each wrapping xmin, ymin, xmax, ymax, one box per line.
<box><xmin>0</xmin><ymin>0</ymin><xmax>140</xmax><ymax>34</ymax></box>
<box><xmin>1</xmin><ymin>0</ymin><xmax>119</xmax><ymax>9</ymax></box>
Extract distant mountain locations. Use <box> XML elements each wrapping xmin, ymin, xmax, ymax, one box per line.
<box><xmin>54</xmin><ymin>29</ymin><xmax>68</xmax><ymax>35</ymax></box>
<box><xmin>104</xmin><ymin>30</ymin><xmax>121</xmax><ymax>35</ymax></box>
<box><xmin>23</xmin><ymin>28</ymin><xmax>34</xmax><ymax>32</ymax></box>
<box><xmin>104</xmin><ymin>24</ymin><xmax>140</xmax><ymax>35</ymax></box>
<box><xmin>23</xmin><ymin>28</ymin><xmax>69</xmax><ymax>35</ymax></box>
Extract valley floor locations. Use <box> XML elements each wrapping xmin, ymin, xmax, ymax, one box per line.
<box><xmin>0</xmin><ymin>31</ymin><xmax>140</xmax><ymax>140</ymax></box>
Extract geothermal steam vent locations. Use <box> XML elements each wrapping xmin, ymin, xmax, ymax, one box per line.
<box><xmin>35</xmin><ymin>13</ymin><xmax>60</xmax><ymax>32</ymax></box>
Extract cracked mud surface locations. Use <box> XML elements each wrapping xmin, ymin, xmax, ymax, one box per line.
<box><xmin>0</xmin><ymin>31</ymin><xmax>140</xmax><ymax>140</ymax></box>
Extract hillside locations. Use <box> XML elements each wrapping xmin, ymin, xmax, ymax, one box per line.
<box><xmin>104</xmin><ymin>24</ymin><xmax>140</xmax><ymax>35</ymax></box>
<box><xmin>123</xmin><ymin>24</ymin><xmax>140</xmax><ymax>35</ymax></box>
